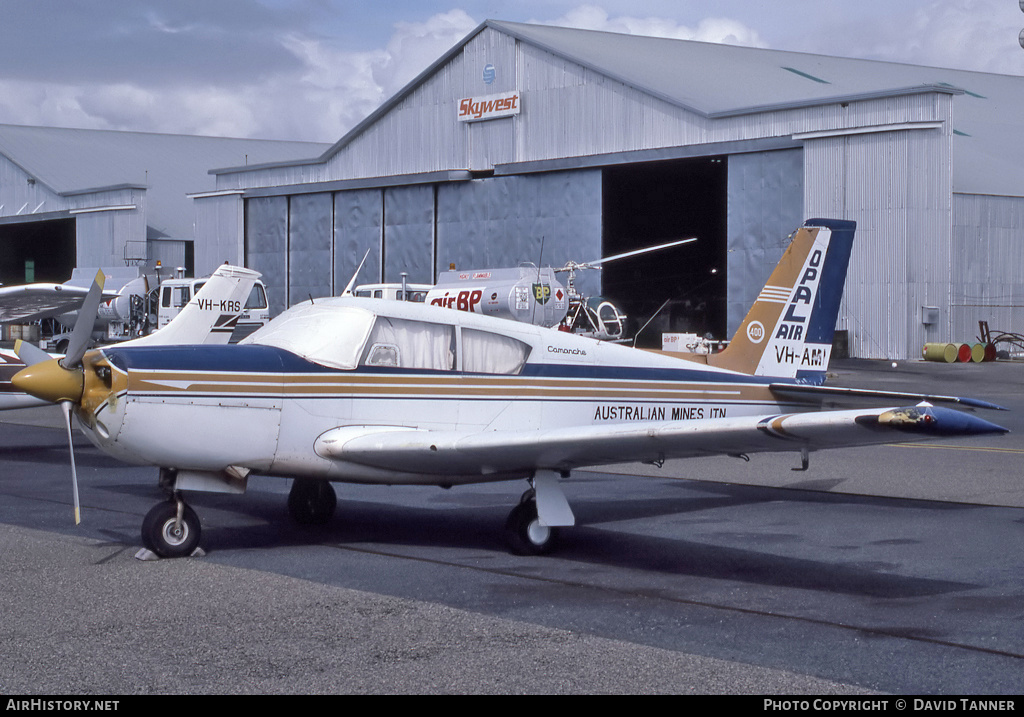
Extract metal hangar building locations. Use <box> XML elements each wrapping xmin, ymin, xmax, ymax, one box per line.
<box><xmin>0</xmin><ymin>125</ymin><xmax>328</xmax><ymax>283</ymax></box>
<box><xmin>195</xmin><ymin>20</ymin><xmax>1024</xmax><ymax>360</ymax></box>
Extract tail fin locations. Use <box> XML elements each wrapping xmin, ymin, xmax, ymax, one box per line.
<box><xmin>121</xmin><ymin>265</ymin><xmax>262</xmax><ymax>348</ymax></box>
<box><xmin>707</xmin><ymin>219</ymin><xmax>855</xmax><ymax>382</ymax></box>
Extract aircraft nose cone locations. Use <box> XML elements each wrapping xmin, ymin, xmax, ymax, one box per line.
<box><xmin>12</xmin><ymin>358</ymin><xmax>84</xmax><ymax>405</ymax></box>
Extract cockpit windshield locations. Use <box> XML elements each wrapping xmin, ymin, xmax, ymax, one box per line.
<box><xmin>241</xmin><ymin>305</ymin><xmax>375</xmax><ymax>369</ymax></box>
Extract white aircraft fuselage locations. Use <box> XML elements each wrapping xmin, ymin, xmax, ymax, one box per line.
<box><xmin>11</xmin><ymin>219</ymin><xmax>1007</xmax><ymax>557</ymax></box>
<box><xmin>76</xmin><ymin>297</ymin><xmax>798</xmax><ymax>485</ymax></box>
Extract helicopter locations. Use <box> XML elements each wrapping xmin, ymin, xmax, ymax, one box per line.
<box><xmin>408</xmin><ymin>237</ymin><xmax>697</xmax><ymax>342</ymax></box>
<box><xmin>553</xmin><ymin>238</ymin><xmax>696</xmax><ymax>341</ymax></box>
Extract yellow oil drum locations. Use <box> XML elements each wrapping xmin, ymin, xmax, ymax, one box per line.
<box><xmin>971</xmin><ymin>343</ymin><xmax>987</xmax><ymax>363</ymax></box>
<box><xmin>922</xmin><ymin>343</ymin><xmax>958</xmax><ymax>362</ymax></box>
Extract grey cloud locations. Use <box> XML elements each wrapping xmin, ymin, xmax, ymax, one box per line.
<box><xmin>0</xmin><ymin>0</ymin><xmax>309</xmax><ymax>87</ymax></box>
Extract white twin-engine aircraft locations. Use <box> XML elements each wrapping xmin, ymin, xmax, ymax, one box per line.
<box><xmin>12</xmin><ymin>219</ymin><xmax>1007</xmax><ymax>557</ymax></box>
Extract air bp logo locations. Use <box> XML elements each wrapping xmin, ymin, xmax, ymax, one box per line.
<box><xmin>533</xmin><ymin>283</ymin><xmax>551</xmax><ymax>305</ymax></box>
<box><xmin>747</xmin><ymin>320</ymin><xmax>765</xmax><ymax>344</ymax></box>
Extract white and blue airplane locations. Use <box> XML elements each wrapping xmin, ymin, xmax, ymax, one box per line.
<box><xmin>12</xmin><ymin>219</ymin><xmax>1007</xmax><ymax>557</ymax></box>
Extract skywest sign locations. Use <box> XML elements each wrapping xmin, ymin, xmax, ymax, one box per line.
<box><xmin>457</xmin><ymin>91</ymin><xmax>520</xmax><ymax>122</ymax></box>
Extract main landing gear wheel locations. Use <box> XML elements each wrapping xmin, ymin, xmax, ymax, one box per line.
<box><xmin>141</xmin><ymin>500</ymin><xmax>201</xmax><ymax>558</ymax></box>
<box><xmin>288</xmin><ymin>478</ymin><xmax>337</xmax><ymax>525</ymax></box>
<box><xmin>505</xmin><ymin>498</ymin><xmax>558</xmax><ymax>556</ymax></box>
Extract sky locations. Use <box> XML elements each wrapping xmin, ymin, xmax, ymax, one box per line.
<box><xmin>1</xmin><ymin>0</ymin><xmax>1022</xmax><ymax>144</ymax></box>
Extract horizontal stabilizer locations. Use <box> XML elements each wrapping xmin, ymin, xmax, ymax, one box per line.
<box><xmin>770</xmin><ymin>383</ymin><xmax>1007</xmax><ymax>411</ymax></box>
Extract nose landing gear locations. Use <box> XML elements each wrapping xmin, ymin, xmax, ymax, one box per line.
<box><xmin>141</xmin><ymin>498</ymin><xmax>202</xmax><ymax>558</ymax></box>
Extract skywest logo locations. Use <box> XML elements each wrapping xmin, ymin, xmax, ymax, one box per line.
<box><xmin>458</xmin><ymin>91</ymin><xmax>521</xmax><ymax>122</ymax></box>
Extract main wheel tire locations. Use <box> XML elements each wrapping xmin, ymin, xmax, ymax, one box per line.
<box><xmin>505</xmin><ymin>500</ymin><xmax>558</xmax><ymax>556</ymax></box>
<box><xmin>287</xmin><ymin>479</ymin><xmax>337</xmax><ymax>525</ymax></box>
<box><xmin>141</xmin><ymin>501</ymin><xmax>201</xmax><ymax>558</ymax></box>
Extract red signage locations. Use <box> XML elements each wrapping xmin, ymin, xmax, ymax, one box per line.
<box><xmin>458</xmin><ymin>91</ymin><xmax>521</xmax><ymax>122</ymax></box>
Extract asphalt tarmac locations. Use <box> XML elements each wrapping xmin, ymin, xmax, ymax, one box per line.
<box><xmin>1</xmin><ymin>358</ymin><xmax>1022</xmax><ymax>695</ymax></box>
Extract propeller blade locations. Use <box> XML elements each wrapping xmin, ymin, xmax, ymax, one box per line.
<box><xmin>61</xmin><ymin>269</ymin><xmax>105</xmax><ymax>369</ymax></box>
<box><xmin>14</xmin><ymin>338</ymin><xmax>53</xmax><ymax>367</ymax></box>
<box><xmin>60</xmin><ymin>401</ymin><xmax>81</xmax><ymax>525</ymax></box>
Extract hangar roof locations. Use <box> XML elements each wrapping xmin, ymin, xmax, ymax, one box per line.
<box><xmin>304</xmin><ymin>20</ymin><xmax>1023</xmax><ymax>198</ymax></box>
<box><xmin>0</xmin><ymin>124</ymin><xmax>329</xmax><ymax>239</ymax></box>
<box><xmin>486</xmin><ymin>21</ymin><xmax>1024</xmax><ymax>197</ymax></box>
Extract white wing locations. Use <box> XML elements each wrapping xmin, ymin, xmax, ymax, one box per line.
<box><xmin>0</xmin><ymin>284</ymin><xmax>93</xmax><ymax>323</ymax></box>
<box><xmin>314</xmin><ymin>405</ymin><xmax>1007</xmax><ymax>477</ymax></box>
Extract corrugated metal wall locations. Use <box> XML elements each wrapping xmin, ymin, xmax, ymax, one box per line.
<box><xmin>334</xmin><ymin>189</ymin><xmax>383</xmax><ymax>290</ymax></box>
<box><xmin>288</xmin><ymin>193</ymin><xmax>333</xmax><ymax>306</ymax></box>
<box><xmin>245</xmin><ymin>196</ymin><xmax>288</xmax><ymax>315</ymax></box>
<box><xmin>193</xmin><ymin>193</ymin><xmax>244</xmax><ymax>273</ymax></box>
<box><xmin>726</xmin><ymin>149</ymin><xmax>804</xmax><ymax>335</ymax></box>
<box><xmin>804</xmin><ymin>119</ymin><xmax>953</xmax><ymax>359</ymax></box>
<box><xmin>384</xmin><ymin>185</ymin><xmax>435</xmax><ymax>285</ymax></box>
<box><xmin>951</xmin><ymin>193</ymin><xmax>1024</xmax><ymax>344</ymax></box>
<box><xmin>437</xmin><ymin>170</ymin><xmax>602</xmax><ymax>296</ymax></box>
<box><xmin>244</xmin><ymin>170</ymin><xmax>602</xmax><ymax>312</ymax></box>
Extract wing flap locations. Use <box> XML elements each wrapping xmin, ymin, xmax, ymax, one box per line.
<box><xmin>318</xmin><ymin>406</ymin><xmax>1008</xmax><ymax>476</ymax></box>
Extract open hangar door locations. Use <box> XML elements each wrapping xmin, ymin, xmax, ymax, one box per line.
<box><xmin>0</xmin><ymin>217</ymin><xmax>76</xmax><ymax>285</ymax></box>
<box><xmin>602</xmin><ymin>156</ymin><xmax>727</xmax><ymax>347</ymax></box>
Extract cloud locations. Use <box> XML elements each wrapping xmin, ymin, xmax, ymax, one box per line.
<box><xmin>790</xmin><ymin>0</ymin><xmax>1024</xmax><ymax>74</ymax></box>
<box><xmin>373</xmin><ymin>10</ymin><xmax>480</xmax><ymax>94</ymax></box>
<box><xmin>542</xmin><ymin>4</ymin><xmax>767</xmax><ymax>46</ymax></box>
<box><xmin>0</xmin><ymin>5</ymin><xmax>479</xmax><ymax>142</ymax></box>
<box><xmin>1</xmin><ymin>2</ymin><xmax>1020</xmax><ymax>143</ymax></box>
<box><xmin>276</xmin><ymin>9</ymin><xmax>479</xmax><ymax>141</ymax></box>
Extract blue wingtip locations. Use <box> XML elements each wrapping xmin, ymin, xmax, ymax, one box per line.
<box><xmin>910</xmin><ymin>406</ymin><xmax>1008</xmax><ymax>436</ymax></box>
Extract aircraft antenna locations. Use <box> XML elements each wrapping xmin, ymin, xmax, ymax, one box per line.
<box><xmin>340</xmin><ymin>249</ymin><xmax>371</xmax><ymax>297</ymax></box>
<box><xmin>632</xmin><ymin>298</ymin><xmax>672</xmax><ymax>348</ymax></box>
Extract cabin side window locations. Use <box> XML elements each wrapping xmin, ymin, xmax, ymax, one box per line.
<box><xmin>361</xmin><ymin>317</ymin><xmax>455</xmax><ymax>370</ymax></box>
<box><xmin>461</xmin><ymin>328</ymin><xmax>531</xmax><ymax>375</ymax></box>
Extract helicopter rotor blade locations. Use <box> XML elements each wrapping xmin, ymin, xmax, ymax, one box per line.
<box><xmin>587</xmin><ymin>237</ymin><xmax>698</xmax><ymax>268</ymax></box>
<box><xmin>554</xmin><ymin>237</ymin><xmax>697</xmax><ymax>272</ymax></box>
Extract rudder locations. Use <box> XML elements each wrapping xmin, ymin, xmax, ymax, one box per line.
<box><xmin>707</xmin><ymin>219</ymin><xmax>855</xmax><ymax>382</ymax></box>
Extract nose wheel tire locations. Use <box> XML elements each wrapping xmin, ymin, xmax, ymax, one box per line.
<box><xmin>288</xmin><ymin>479</ymin><xmax>337</xmax><ymax>525</ymax></box>
<box><xmin>505</xmin><ymin>500</ymin><xmax>558</xmax><ymax>555</ymax></box>
<box><xmin>142</xmin><ymin>501</ymin><xmax>201</xmax><ymax>558</ymax></box>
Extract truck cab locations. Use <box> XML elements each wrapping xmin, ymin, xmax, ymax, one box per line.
<box><xmin>353</xmin><ymin>282</ymin><xmax>431</xmax><ymax>302</ymax></box>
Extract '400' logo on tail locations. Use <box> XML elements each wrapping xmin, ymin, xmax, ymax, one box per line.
<box><xmin>747</xmin><ymin>321</ymin><xmax>765</xmax><ymax>344</ymax></box>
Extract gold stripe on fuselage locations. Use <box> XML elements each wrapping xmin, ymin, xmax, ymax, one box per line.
<box><xmin>125</xmin><ymin>369</ymin><xmax>779</xmax><ymax>404</ymax></box>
